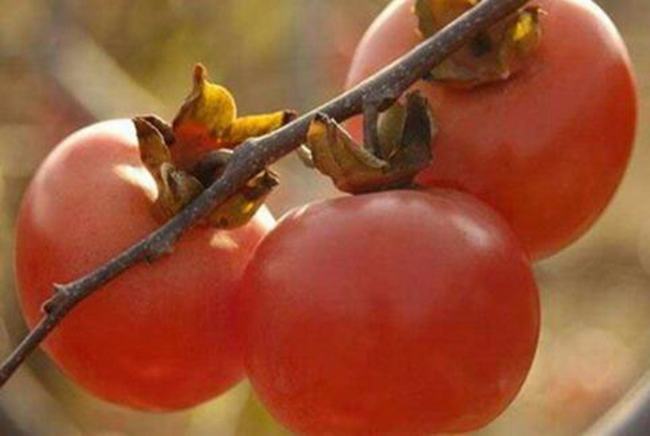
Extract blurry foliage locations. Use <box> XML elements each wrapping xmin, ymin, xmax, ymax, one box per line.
<box><xmin>0</xmin><ymin>0</ymin><xmax>648</xmax><ymax>435</ymax></box>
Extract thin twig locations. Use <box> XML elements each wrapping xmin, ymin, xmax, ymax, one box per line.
<box><xmin>0</xmin><ymin>0</ymin><xmax>529</xmax><ymax>387</ymax></box>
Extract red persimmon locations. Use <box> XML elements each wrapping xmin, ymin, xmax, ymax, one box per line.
<box><xmin>346</xmin><ymin>0</ymin><xmax>637</xmax><ymax>259</ymax></box>
<box><xmin>239</xmin><ymin>189</ymin><xmax>540</xmax><ymax>435</ymax></box>
<box><xmin>15</xmin><ymin>119</ymin><xmax>274</xmax><ymax>410</ymax></box>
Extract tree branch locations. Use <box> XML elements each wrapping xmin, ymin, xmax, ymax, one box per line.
<box><xmin>0</xmin><ymin>0</ymin><xmax>530</xmax><ymax>387</ymax></box>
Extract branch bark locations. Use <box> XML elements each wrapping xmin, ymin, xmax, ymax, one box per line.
<box><xmin>0</xmin><ymin>0</ymin><xmax>530</xmax><ymax>387</ymax></box>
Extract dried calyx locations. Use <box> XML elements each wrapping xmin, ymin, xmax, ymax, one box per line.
<box><xmin>133</xmin><ymin>64</ymin><xmax>292</xmax><ymax>229</ymax></box>
<box><xmin>415</xmin><ymin>0</ymin><xmax>542</xmax><ymax>87</ymax></box>
<box><xmin>304</xmin><ymin>92</ymin><xmax>436</xmax><ymax>194</ymax></box>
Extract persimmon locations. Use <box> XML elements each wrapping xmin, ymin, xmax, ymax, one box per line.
<box><xmin>15</xmin><ymin>119</ymin><xmax>274</xmax><ymax>410</ymax></box>
<box><xmin>346</xmin><ymin>0</ymin><xmax>637</xmax><ymax>258</ymax></box>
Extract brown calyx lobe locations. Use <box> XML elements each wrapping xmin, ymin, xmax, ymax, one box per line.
<box><xmin>415</xmin><ymin>0</ymin><xmax>542</xmax><ymax>88</ymax></box>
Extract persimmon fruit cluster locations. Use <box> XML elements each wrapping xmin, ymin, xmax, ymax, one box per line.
<box><xmin>239</xmin><ymin>0</ymin><xmax>636</xmax><ymax>434</ymax></box>
<box><xmin>12</xmin><ymin>0</ymin><xmax>637</xmax><ymax>435</ymax></box>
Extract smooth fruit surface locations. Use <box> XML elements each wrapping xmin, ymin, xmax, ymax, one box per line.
<box><xmin>346</xmin><ymin>0</ymin><xmax>637</xmax><ymax>259</ymax></box>
<box><xmin>15</xmin><ymin>119</ymin><xmax>275</xmax><ymax>410</ymax></box>
<box><xmin>239</xmin><ymin>189</ymin><xmax>540</xmax><ymax>435</ymax></box>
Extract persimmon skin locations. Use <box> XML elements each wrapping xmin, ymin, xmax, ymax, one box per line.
<box><xmin>15</xmin><ymin>119</ymin><xmax>274</xmax><ymax>411</ymax></box>
<box><xmin>239</xmin><ymin>189</ymin><xmax>540</xmax><ymax>435</ymax></box>
<box><xmin>346</xmin><ymin>0</ymin><xmax>637</xmax><ymax>259</ymax></box>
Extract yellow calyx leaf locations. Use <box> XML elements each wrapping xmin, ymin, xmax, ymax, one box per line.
<box><xmin>513</xmin><ymin>10</ymin><xmax>535</xmax><ymax>41</ymax></box>
<box><xmin>173</xmin><ymin>64</ymin><xmax>237</xmax><ymax>137</ymax></box>
<box><xmin>505</xmin><ymin>7</ymin><xmax>542</xmax><ymax>56</ymax></box>
<box><xmin>170</xmin><ymin>63</ymin><xmax>295</xmax><ymax>170</ymax></box>
<box><xmin>414</xmin><ymin>0</ymin><xmax>542</xmax><ymax>88</ymax></box>
<box><xmin>226</xmin><ymin>112</ymin><xmax>295</xmax><ymax>145</ymax></box>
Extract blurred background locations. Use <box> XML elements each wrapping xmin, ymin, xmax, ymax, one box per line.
<box><xmin>0</xmin><ymin>0</ymin><xmax>647</xmax><ymax>434</ymax></box>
